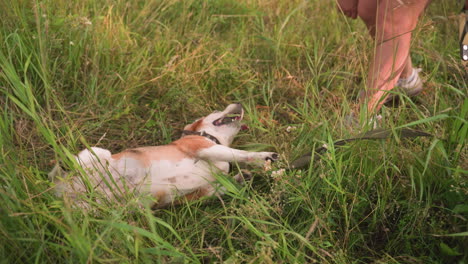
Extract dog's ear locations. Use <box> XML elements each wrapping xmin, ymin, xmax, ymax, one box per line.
<box><xmin>184</xmin><ymin>118</ymin><xmax>204</xmax><ymax>131</ymax></box>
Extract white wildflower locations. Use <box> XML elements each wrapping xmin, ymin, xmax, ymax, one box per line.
<box><xmin>264</xmin><ymin>159</ymin><xmax>272</xmax><ymax>171</ymax></box>
<box><xmin>286</xmin><ymin>126</ymin><xmax>296</xmax><ymax>133</ymax></box>
<box><xmin>271</xmin><ymin>169</ymin><xmax>285</xmax><ymax>178</ymax></box>
<box><xmin>81</xmin><ymin>17</ymin><xmax>92</xmax><ymax>26</ymax></box>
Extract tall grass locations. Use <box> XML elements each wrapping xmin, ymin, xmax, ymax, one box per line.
<box><xmin>1</xmin><ymin>0</ymin><xmax>466</xmax><ymax>262</ymax></box>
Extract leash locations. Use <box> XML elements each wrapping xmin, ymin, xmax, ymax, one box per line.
<box><xmin>181</xmin><ymin>130</ymin><xmax>221</xmax><ymax>145</ymax></box>
<box><xmin>289</xmin><ymin>128</ymin><xmax>432</xmax><ymax>169</ymax></box>
<box><xmin>182</xmin><ymin>128</ymin><xmax>432</xmax><ymax>171</ymax></box>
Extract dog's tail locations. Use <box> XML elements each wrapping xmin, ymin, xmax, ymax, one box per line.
<box><xmin>48</xmin><ymin>163</ymin><xmax>69</xmax><ymax>197</ymax></box>
<box><xmin>48</xmin><ymin>163</ymin><xmax>64</xmax><ymax>181</ymax></box>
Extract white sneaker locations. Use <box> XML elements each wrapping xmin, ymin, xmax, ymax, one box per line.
<box><xmin>396</xmin><ymin>68</ymin><xmax>423</xmax><ymax>96</ymax></box>
<box><xmin>368</xmin><ymin>114</ymin><xmax>382</xmax><ymax>129</ymax></box>
<box><xmin>385</xmin><ymin>68</ymin><xmax>423</xmax><ymax>103</ymax></box>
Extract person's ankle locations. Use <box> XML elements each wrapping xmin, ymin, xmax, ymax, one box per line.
<box><xmin>400</xmin><ymin>66</ymin><xmax>413</xmax><ymax>79</ymax></box>
<box><xmin>399</xmin><ymin>68</ymin><xmax>421</xmax><ymax>83</ymax></box>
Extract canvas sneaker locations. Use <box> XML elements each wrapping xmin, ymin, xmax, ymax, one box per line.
<box><xmin>396</xmin><ymin>68</ymin><xmax>423</xmax><ymax>96</ymax></box>
<box><xmin>385</xmin><ymin>67</ymin><xmax>423</xmax><ymax>103</ymax></box>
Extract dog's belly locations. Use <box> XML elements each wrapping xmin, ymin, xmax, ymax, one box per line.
<box><xmin>148</xmin><ymin>159</ymin><xmax>229</xmax><ymax>203</ymax></box>
<box><xmin>113</xmin><ymin>157</ymin><xmax>229</xmax><ymax>205</ymax></box>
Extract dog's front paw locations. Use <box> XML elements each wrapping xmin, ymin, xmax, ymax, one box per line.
<box><xmin>255</xmin><ymin>152</ymin><xmax>278</xmax><ymax>163</ymax></box>
<box><xmin>264</xmin><ymin>152</ymin><xmax>279</xmax><ymax>162</ymax></box>
<box><xmin>246</xmin><ymin>152</ymin><xmax>279</xmax><ymax>166</ymax></box>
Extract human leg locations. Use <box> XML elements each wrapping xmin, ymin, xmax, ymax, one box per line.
<box><xmin>357</xmin><ymin>0</ymin><xmax>377</xmax><ymax>36</ymax></box>
<box><xmin>400</xmin><ymin>55</ymin><xmax>413</xmax><ymax>78</ymax></box>
<box><xmin>359</xmin><ymin>0</ymin><xmax>429</xmax><ymax>114</ymax></box>
<box><xmin>337</xmin><ymin>0</ymin><xmax>359</xmax><ymax>19</ymax></box>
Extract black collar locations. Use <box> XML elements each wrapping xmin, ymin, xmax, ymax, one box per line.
<box><xmin>182</xmin><ymin>130</ymin><xmax>221</xmax><ymax>145</ymax></box>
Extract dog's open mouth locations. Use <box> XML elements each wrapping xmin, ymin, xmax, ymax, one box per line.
<box><xmin>213</xmin><ymin>112</ymin><xmax>243</xmax><ymax>126</ymax></box>
<box><xmin>212</xmin><ymin>104</ymin><xmax>245</xmax><ymax>126</ymax></box>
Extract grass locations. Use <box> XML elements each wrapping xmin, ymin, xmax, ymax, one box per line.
<box><xmin>0</xmin><ymin>0</ymin><xmax>467</xmax><ymax>262</ymax></box>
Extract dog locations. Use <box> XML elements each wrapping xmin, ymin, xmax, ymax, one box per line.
<box><xmin>49</xmin><ymin>103</ymin><xmax>278</xmax><ymax>208</ymax></box>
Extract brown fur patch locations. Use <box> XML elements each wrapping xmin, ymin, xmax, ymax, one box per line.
<box><xmin>111</xmin><ymin>150</ymin><xmax>142</xmax><ymax>161</ymax></box>
<box><xmin>126</xmin><ymin>149</ymin><xmax>142</xmax><ymax>154</ymax></box>
<box><xmin>111</xmin><ymin>148</ymin><xmax>144</xmax><ymax>162</ymax></box>
<box><xmin>171</xmin><ymin>136</ymin><xmax>216</xmax><ymax>157</ymax></box>
<box><xmin>182</xmin><ymin>188</ymin><xmax>210</xmax><ymax>201</ymax></box>
<box><xmin>153</xmin><ymin>188</ymin><xmax>211</xmax><ymax>208</ymax></box>
<box><xmin>168</xmin><ymin>177</ymin><xmax>177</xmax><ymax>183</ymax></box>
<box><xmin>151</xmin><ymin>190</ymin><xmax>167</xmax><ymax>209</ymax></box>
<box><xmin>154</xmin><ymin>190</ymin><xmax>166</xmax><ymax>200</ymax></box>
<box><xmin>111</xmin><ymin>145</ymin><xmax>190</xmax><ymax>166</ymax></box>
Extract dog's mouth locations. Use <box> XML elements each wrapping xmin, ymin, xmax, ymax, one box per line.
<box><xmin>213</xmin><ymin>111</ymin><xmax>244</xmax><ymax>126</ymax></box>
<box><xmin>212</xmin><ymin>104</ymin><xmax>245</xmax><ymax>127</ymax></box>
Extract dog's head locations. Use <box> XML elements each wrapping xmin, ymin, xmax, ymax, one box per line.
<box><xmin>183</xmin><ymin>103</ymin><xmax>247</xmax><ymax>146</ymax></box>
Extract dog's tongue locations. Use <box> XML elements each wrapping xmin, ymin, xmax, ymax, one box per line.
<box><xmin>241</xmin><ymin>124</ymin><xmax>248</xmax><ymax>131</ymax></box>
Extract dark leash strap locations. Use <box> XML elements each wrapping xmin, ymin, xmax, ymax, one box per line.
<box><xmin>181</xmin><ymin>130</ymin><xmax>221</xmax><ymax>145</ymax></box>
<box><xmin>290</xmin><ymin>128</ymin><xmax>432</xmax><ymax>169</ymax></box>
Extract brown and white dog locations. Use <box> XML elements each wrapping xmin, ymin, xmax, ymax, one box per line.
<box><xmin>49</xmin><ymin>103</ymin><xmax>278</xmax><ymax>208</ymax></box>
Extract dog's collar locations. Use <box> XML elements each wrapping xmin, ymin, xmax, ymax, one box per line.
<box><xmin>182</xmin><ymin>130</ymin><xmax>221</xmax><ymax>145</ymax></box>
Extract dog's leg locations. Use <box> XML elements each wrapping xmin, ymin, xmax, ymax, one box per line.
<box><xmin>233</xmin><ymin>170</ymin><xmax>252</xmax><ymax>183</ymax></box>
<box><xmin>197</xmin><ymin>145</ymin><xmax>278</xmax><ymax>165</ymax></box>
